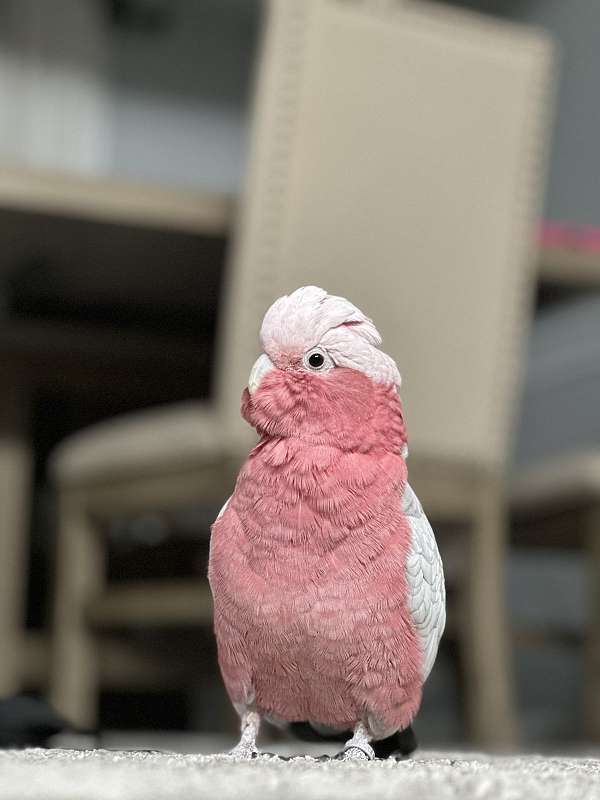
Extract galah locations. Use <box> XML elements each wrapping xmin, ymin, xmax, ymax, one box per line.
<box><xmin>208</xmin><ymin>286</ymin><xmax>445</xmax><ymax>760</ymax></box>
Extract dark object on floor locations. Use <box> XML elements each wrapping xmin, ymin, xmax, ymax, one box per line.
<box><xmin>0</xmin><ymin>695</ymin><xmax>75</xmax><ymax>748</ymax></box>
<box><xmin>372</xmin><ymin>726</ymin><xmax>417</xmax><ymax>759</ymax></box>
<box><xmin>288</xmin><ymin>721</ymin><xmax>418</xmax><ymax>759</ymax></box>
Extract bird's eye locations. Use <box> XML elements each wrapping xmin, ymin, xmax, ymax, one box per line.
<box><xmin>303</xmin><ymin>347</ymin><xmax>332</xmax><ymax>372</ymax></box>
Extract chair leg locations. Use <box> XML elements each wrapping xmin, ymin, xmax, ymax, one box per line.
<box><xmin>0</xmin><ymin>387</ymin><xmax>32</xmax><ymax>695</ymax></box>
<box><xmin>50</xmin><ymin>490</ymin><xmax>105</xmax><ymax>728</ymax></box>
<box><xmin>461</xmin><ymin>476</ymin><xmax>517</xmax><ymax>747</ymax></box>
<box><xmin>584</xmin><ymin>506</ymin><xmax>600</xmax><ymax>741</ymax></box>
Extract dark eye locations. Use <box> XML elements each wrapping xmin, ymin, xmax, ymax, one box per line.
<box><xmin>303</xmin><ymin>347</ymin><xmax>333</xmax><ymax>372</ymax></box>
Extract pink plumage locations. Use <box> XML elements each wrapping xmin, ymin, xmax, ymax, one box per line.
<box><xmin>208</xmin><ymin>286</ymin><xmax>445</xmax><ymax>760</ymax></box>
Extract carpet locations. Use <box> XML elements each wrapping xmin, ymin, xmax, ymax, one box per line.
<box><xmin>1</xmin><ymin>749</ymin><xmax>600</xmax><ymax>800</ymax></box>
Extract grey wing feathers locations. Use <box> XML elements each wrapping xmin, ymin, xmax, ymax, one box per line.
<box><xmin>403</xmin><ymin>482</ymin><xmax>446</xmax><ymax>680</ymax></box>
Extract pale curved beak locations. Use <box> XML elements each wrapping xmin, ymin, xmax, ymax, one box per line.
<box><xmin>248</xmin><ymin>353</ymin><xmax>275</xmax><ymax>395</ymax></box>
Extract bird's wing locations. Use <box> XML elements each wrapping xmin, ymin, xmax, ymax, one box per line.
<box><xmin>209</xmin><ymin>496</ymin><xmax>232</xmax><ymax>562</ymax></box>
<box><xmin>403</xmin><ymin>482</ymin><xmax>446</xmax><ymax>680</ymax></box>
<box><xmin>215</xmin><ymin>495</ymin><xmax>231</xmax><ymax>522</ymax></box>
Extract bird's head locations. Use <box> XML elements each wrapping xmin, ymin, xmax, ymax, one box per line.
<box><xmin>241</xmin><ymin>286</ymin><xmax>407</xmax><ymax>454</ymax></box>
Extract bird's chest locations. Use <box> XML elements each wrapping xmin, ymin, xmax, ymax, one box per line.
<box><xmin>225</xmin><ymin>518</ymin><xmax>403</xmax><ymax>651</ymax></box>
<box><xmin>233</xmin><ymin>563</ymin><xmax>376</xmax><ymax>669</ymax></box>
<box><xmin>211</xmin><ymin>439</ymin><xmax>408</xmax><ymax>638</ymax></box>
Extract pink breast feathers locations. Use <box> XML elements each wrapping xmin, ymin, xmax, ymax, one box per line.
<box><xmin>209</xmin><ymin>375</ymin><xmax>423</xmax><ymax>736</ymax></box>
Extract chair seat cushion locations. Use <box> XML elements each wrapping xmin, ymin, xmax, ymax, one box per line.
<box><xmin>50</xmin><ymin>402</ymin><xmax>229</xmax><ymax>486</ymax></box>
<box><xmin>511</xmin><ymin>450</ymin><xmax>600</xmax><ymax>511</ymax></box>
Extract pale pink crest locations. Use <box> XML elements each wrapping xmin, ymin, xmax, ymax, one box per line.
<box><xmin>260</xmin><ymin>286</ymin><xmax>402</xmax><ymax>389</ymax></box>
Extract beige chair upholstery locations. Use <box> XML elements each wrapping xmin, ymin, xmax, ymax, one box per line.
<box><xmin>50</xmin><ymin>0</ymin><xmax>554</xmax><ymax>744</ymax></box>
<box><xmin>53</xmin><ymin>403</ymin><xmax>224</xmax><ymax>487</ymax></box>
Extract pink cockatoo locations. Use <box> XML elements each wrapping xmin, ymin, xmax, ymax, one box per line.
<box><xmin>208</xmin><ymin>286</ymin><xmax>445</xmax><ymax>760</ymax></box>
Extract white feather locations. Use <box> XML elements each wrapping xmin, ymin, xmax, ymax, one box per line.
<box><xmin>215</xmin><ymin>496</ymin><xmax>231</xmax><ymax>521</ymax></box>
<box><xmin>403</xmin><ymin>482</ymin><xmax>446</xmax><ymax>680</ymax></box>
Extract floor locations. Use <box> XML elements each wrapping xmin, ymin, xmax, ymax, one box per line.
<box><xmin>2</xmin><ymin>748</ymin><xmax>600</xmax><ymax>800</ymax></box>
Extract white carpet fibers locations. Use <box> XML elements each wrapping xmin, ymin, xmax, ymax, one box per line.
<box><xmin>1</xmin><ymin>749</ymin><xmax>600</xmax><ymax>800</ymax></box>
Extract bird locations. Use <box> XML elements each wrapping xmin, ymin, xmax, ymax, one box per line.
<box><xmin>208</xmin><ymin>285</ymin><xmax>445</xmax><ymax>760</ymax></box>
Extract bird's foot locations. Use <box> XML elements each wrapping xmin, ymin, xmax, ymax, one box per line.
<box><xmin>228</xmin><ymin>743</ymin><xmax>259</xmax><ymax>760</ymax></box>
<box><xmin>335</xmin><ymin>743</ymin><xmax>375</xmax><ymax>761</ymax></box>
<box><xmin>335</xmin><ymin>722</ymin><xmax>375</xmax><ymax>761</ymax></box>
<box><xmin>229</xmin><ymin>710</ymin><xmax>261</xmax><ymax>759</ymax></box>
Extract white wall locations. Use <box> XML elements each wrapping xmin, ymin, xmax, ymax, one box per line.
<box><xmin>0</xmin><ymin>0</ymin><xmax>112</xmax><ymax>175</ymax></box>
<box><xmin>110</xmin><ymin>0</ymin><xmax>260</xmax><ymax>191</ymax></box>
<box><xmin>0</xmin><ymin>0</ymin><xmax>260</xmax><ymax>191</ymax></box>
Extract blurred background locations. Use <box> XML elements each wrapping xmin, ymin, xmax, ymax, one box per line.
<box><xmin>1</xmin><ymin>0</ymin><xmax>600</xmax><ymax>755</ymax></box>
